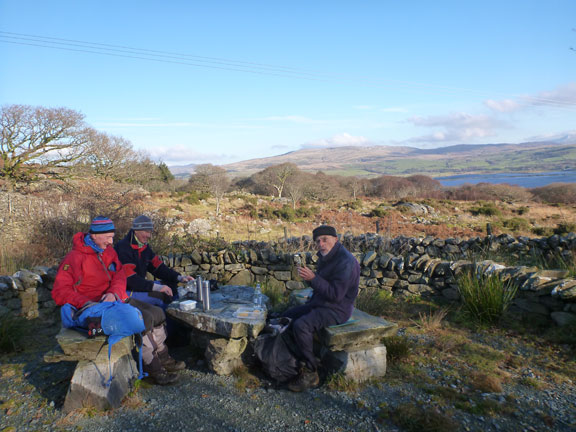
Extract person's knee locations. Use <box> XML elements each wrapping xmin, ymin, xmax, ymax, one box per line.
<box><xmin>293</xmin><ymin>316</ymin><xmax>313</xmax><ymax>335</ymax></box>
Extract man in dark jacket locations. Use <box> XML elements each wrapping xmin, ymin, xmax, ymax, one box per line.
<box><xmin>115</xmin><ymin>215</ymin><xmax>193</xmax><ymax>308</ymax></box>
<box><xmin>283</xmin><ymin>225</ymin><xmax>360</xmax><ymax>392</ymax></box>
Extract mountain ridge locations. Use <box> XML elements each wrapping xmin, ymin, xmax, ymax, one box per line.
<box><xmin>169</xmin><ymin>138</ymin><xmax>576</xmax><ymax>179</ymax></box>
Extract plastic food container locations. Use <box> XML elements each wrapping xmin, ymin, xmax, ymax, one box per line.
<box><xmin>233</xmin><ymin>307</ymin><xmax>265</xmax><ymax>319</ymax></box>
<box><xmin>178</xmin><ymin>300</ymin><xmax>197</xmax><ymax>311</ymax></box>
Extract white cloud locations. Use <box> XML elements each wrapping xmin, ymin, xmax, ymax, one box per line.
<box><xmin>145</xmin><ymin>144</ymin><xmax>234</xmax><ymax>165</ymax></box>
<box><xmin>484</xmin><ymin>99</ymin><xmax>522</xmax><ymax>112</ymax></box>
<box><xmin>302</xmin><ymin>132</ymin><xmax>370</xmax><ymax>148</ymax></box>
<box><xmin>405</xmin><ymin>112</ymin><xmax>508</xmax><ymax>143</ymax></box>
<box><xmin>485</xmin><ymin>82</ymin><xmax>576</xmax><ymax>112</ymax></box>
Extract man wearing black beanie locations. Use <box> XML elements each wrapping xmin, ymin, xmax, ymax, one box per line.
<box><xmin>283</xmin><ymin>225</ymin><xmax>360</xmax><ymax>392</ymax></box>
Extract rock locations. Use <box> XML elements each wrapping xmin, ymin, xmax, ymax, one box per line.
<box><xmin>362</xmin><ymin>251</ymin><xmax>377</xmax><ymax>266</ymax></box>
<box><xmin>13</xmin><ymin>270</ymin><xmax>42</xmax><ymax>289</ymax></box>
<box><xmin>322</xmin><ymin>345</ymin><xmax>388</xmax><ymax>382</ymax></box>
<box><xmin>227</xmin><ymin>270</ymin><xmax>254</xmax><ymax>286</ymax></box>
<box><xmin>513</xmin><ymin>298</ymin><xmax>549</xmax><ymax>315</ymax></box>
<box><xmin>318</xmin><ymin>309</ymin><xmax>397</xmax><ymax>351</ymax></box>
<box><xmin>551</xmin><ymin>280</ymin><xmax>576</xmax><ymax>300</ymax></box>
<box><xmin>550</xmin><ymin>311</ymin><xmax>576</xmax><ymax>326</ymax></box>
<box><xmin>442</xmin><ymin>288</ymin><xmax>460</xmax><ymax>300</ymax></box>
<box><xmin>273</xmin><ymin>271</ymin><xmax>291</xmax><ymax>281</ymax></box>
<box><xmin>250</xmin><ymin>266</ymin><xmax>268</xmax><ymax>275</ymax></box>
<box><xmin>285</xmin><ymin>281</ymin><xmax>306</xmax><ymax>290</ymax></box>
<box><xmin>205</xmin><ymin>337</ymin><xmax>248</xmax><ymax>375</ymax></box>
<box><xmin>48</xmin><ymin>328</ymin><xmax>138</xmax><ymax>413</ymax></box>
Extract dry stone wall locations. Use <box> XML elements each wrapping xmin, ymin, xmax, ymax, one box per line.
<box><xmin>1</xmin><ymin>233</ymin><xmax>575</xmax><ymax>326</ymax></box>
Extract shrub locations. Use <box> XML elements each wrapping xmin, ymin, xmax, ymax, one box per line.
<box><xmin>502</xmin><ymin>217</ymin><xmax>531</xmax><ymax>232</ymax></box>
<box><xmin>355</xmin><ymin>288</ymin><xmax>393</xmax><ymax>316</ymax></box>
<box><xmin>370</xmin><ymin>206</ymin><xmax>389</xmax><ymax>218</ymax></box>
<box><xmin>469</xmin><ymin>202</ymin><xmax>501</xmax><ymax>217</ymax></box>
<box><xmin>345</xmin><ymin>200</ymin><xmax>363</xmax><ymax>210</ymax></box>
<box><xmin>531</xmin><ymin>183</ymin><xmax>576</xmax><ymax>204</ymax></box>
<box><xmin>554</xmin><ymin>223</ymin><xmax>576</xmax><ymax>235</ymax></box>
<box><xmin>457</xmin><ymin>270</ymin><xmax>518</xmax><ymax>325</ymax></box>
<box><xmin>532</xmin><ymin>226</ymin><xmax>554</xmax><ymax>236</ymax></box>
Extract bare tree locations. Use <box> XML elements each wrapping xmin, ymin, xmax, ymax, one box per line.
<box><xmin>81</xmin><ymin>131</ymin><xmax>139</xmax><ymax>180</ymax></box>
<box><xmin>1</xmin><ymin>104</ymin><xmax>91</xmax><ymax>187</ymax></box>
<box><xmin>251</xmin><ymin>163</ymin><xmax>299</xmax><ymax>198</ymax></box>
<box><xmin>285</xmin><ymin>172</ymin><xmax>312</xmax><ymax>209</ymax></box>
<box><xmin>188</xmin><ymin>164</ymin><xmax>230</xmax><ymax>215</ymax></box>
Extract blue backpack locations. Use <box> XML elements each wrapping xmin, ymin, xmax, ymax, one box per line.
<box><xmin>61</xmin><ymin>301</ymin><xmax>147</xmax><ymax>386</ymax></box>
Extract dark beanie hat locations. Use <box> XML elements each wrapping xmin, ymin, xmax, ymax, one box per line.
<box><xmin>132</xmin><ymin>215</ymin><xmax>154</xmax><ymax>231</ymax></box>
<box><xmin>312</xmin><ymin>225</ymin><xmax>337</xmax><ymax>240</ymax></box>
<box><xmin>89</xmin><ymin>216</ymin><xmax>115</xmax><ymax>234</ymax></box>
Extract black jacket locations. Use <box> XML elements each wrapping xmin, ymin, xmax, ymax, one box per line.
<box><xmin>308</xmin><ymin>241</ymin><xmax>360</xmax><ymax>321</ymax></box>
<box><xmin>114</xmin><ymin>230</ymin><xmax>180</xmax><ymax>292</ymax></box>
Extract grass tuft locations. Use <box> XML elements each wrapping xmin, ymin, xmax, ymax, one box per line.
<box><xmin>355</xmin><ymin>287</ymin><xmax>393</xmax><ymax>317</ymax></box>
<box><xmin>457</xmin><ymin>270</ymin><xmax>518</xmax><ymax>325</ymax></box>
<box><xmin>325</xmin><ymin>373</ymin><xmax>359</xmax><ymax>392</ymax></box>
<box><xmin>379</xmin><ymin>402</ymin><xmax>457</xmax><ymax>432</ymax></box>
<box><xmin>384</xmin><ymin>335</ymin><xmax>412</xmax><ymax>363</ymax></box>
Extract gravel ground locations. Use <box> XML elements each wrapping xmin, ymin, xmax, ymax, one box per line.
<box><xmin>1</xmin><ymin>323</ymin><xmax>575</xmax><ymax>432</ymax></box>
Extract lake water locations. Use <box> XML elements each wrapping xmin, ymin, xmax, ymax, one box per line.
<box><xmin>435</xmin><ymin>171</ymin><xmax>576</xmax><ymax>188</ymax></box>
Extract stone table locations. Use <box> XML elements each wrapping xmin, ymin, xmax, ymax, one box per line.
<box><xmin>167</xmin><ymin>285</ymin><xmax>267</xmax><ymax>375</ymax></box>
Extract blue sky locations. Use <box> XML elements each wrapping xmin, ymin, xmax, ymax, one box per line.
<box><xmin>1</xmin><ymin>1</ymin><xmax>575</xmax><ymax>166</ymax></box>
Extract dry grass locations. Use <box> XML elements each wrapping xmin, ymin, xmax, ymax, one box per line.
<box><xmin>411</xmin><ymin>306</ymin><xmax>450</xmax><ymax>331</ymax></box>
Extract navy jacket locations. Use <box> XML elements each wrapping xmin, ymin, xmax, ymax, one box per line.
<box><xmin>114</xmin><ymin>230</ymin><xmax>180</xmax><ymax>293</ymax></box>
<box><xmin>308</xmin><ymin>241</ymin><xmax>360</xmax><ymax>321</ymax></box>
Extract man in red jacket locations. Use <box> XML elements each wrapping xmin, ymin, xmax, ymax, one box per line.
<box><xmin>52</xmin><ymin>216</ymin><xmax>185</xmax><ymax>385</ymax></box>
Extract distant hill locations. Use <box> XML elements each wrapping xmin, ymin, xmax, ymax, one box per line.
<box><xmin>169</xmin><ymin>138</ymin><xmax>576</xmax><ymax>179</ymax></box>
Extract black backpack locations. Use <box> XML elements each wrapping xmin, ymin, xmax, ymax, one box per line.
<box><xmin>254</xmin><ymin>321</ymin><xmax>302</xmax><ymax>383</ymax></box>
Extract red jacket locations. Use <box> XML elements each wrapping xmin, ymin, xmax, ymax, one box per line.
<box><xmin>52</xmin><ymin>232</ymin><xmax>128</xmax><ymax>309</ymax></box>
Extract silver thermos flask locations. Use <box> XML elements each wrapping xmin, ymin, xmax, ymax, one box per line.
<box><xmin>196</xmin><ymin>275</ymin><xmax>203</xmax><ymax>303</ymax></box>
<box><xmin>202</xmin><ymin>280</ymin><xmax>211</xmax><ymax>310</ymax></box>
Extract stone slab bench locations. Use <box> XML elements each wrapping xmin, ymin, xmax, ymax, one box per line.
<box><xmin>290</xmin><ymin>289</ymin><xmax>398</xmax><ymax>382</ymax></box>
<box><xmin>44</xmin><ymin>328</ymin><xmax>138</xmax><ymax>413</ymax></box>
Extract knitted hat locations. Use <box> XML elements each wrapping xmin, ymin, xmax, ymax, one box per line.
<box><xmin>132</xmin><ymin>215</ymin><xmax>154</xmax><ymax>231</ymax></box>
<box><xmin>312</xmin><ymin>225</ymin><xmax>337</xmax><ymax>240</ymax></box>
<box><xmin>89</xmin><ymin>216</ymin><xmax>115</xmax><ymax>234</ymax></box>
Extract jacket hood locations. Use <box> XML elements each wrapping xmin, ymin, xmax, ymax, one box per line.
<box><xmin>71</xmin><ymin>232</ymin><xmax>110</xmax><ymax>255</ymax></box>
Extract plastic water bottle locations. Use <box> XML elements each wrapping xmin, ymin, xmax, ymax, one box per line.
<box><xmin>253</xmin><ymin>283</ymin><xmax>262</xmax><ymax>307</ymax></box>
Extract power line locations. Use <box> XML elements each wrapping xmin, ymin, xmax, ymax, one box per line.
<box><xmin>1</xmin><ymin>30</ymin><xmax>574</xmax><ymax>110</ymax></box>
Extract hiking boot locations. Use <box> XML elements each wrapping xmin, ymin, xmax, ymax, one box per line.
<box><xmin>158</xmin><ymin>347</ymin><xmax>186</xmax><ymax>372</ymax></box>
<box><xmin>287</xmin><ymin>368</ymin><xmax>319</xmax><ymax>392</ymax></box>
<box><xmin>144</xmin><ymin>357</ymin><xmax>179</xmax><ymax>386</ymax></box>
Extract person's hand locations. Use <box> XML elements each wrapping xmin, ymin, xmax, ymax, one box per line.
<box><xmin>179</xmin><ymin>275</ymin><xmax>194</xmax><ymax>283</ymax></box>
<box><xmin>297</xmin><ymin>265</ymin><xmax>315</xmax><ymax>281</ymax></box>
<box><xmin>101</xmin><ymin>293</ymin><xmax>116</xmax><ymax>302</ymax></box>
<box><xmin>159</xmin><ymin>285</ymin><xmax>173</xmax><ymax>297</ymax></box>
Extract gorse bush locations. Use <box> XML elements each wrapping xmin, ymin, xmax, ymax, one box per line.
<box><xmin>457</xmin><ymin>270</ymin><xmax>518</xmax><ymax>325</ymax></box>
<box><xmin>502</xmin><ymin>217</ymin><xmax>531</xmax><ymax>233</ymax></box>
<box><xmin>469</xmin><ymin>202</ymin><xmax>501</xmax><ymax>217</ymax></box>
